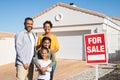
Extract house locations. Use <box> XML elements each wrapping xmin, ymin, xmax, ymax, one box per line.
<box><xmin>32</xmin><ymin>2</ymin><xmax>120</xmax><ymax>61</ymax></box>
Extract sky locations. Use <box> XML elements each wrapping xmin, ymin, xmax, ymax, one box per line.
<box><xmin>0</xmin><ymin>0</ymin><xmax>120</xmax><ymax>33</ymax></box>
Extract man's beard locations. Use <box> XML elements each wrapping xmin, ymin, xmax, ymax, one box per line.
<box><xmin>25</xmin><ymin>26</ymin><xmax>32</xmax><ymax>32</ymax></box>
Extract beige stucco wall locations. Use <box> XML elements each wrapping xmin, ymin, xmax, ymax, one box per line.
<box><xmin>0</xmin><ymin>38</ymin><xmax>15</xmax><ymax>65</ymax></box>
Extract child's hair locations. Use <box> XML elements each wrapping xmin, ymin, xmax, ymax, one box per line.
<box><xmin>38</xmin><ymin>37</ymin><xmax>51</xmax><ymax>59</ymax></box>
<box><xmin>41</xmin><ymin>47</ymin><xmax>49</xmax><ymax>53</ymax></box>
<box><xmin>41</xmin><ymin>37</ymin><xmax>51</xmax><ymax>48</ymax></box>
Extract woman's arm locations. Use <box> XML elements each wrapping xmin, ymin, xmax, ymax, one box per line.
<box><xmin>33</xmin><ymin>51</ymin><xmax>47</xmax><ymax>74</ymax></box>
<box><xmin>33</xmin><ymin>52</ymin><xmax>42</xmax><ymax>72</ymax></box>
<box><xmin>33</xmin><ymin>52</ymin><xmax>39</xmax><ymax>67</ymax></box>
<box><xmin>47</xmin><ymin>50</ymin><xmax>56</xmax><ymax>67</ymax></box>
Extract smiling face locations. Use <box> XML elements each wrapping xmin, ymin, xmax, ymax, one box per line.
<box><xmin>44</xmin><ymin>23</ymin><xmax>51</xmax><ymax>34</ymax></box>
<box><xmin>24</xmin><ymin>19</ymin><xmax>33</xmax><ymax>32</ymax></box>
<box><xmin>43</xmin><ymin>39</ymin><xmax>51</xmax><ymax>49</ymax></box>
<box><xmin>40</xmin><ymin>48</ymin><xmax>49</xmax><ymax>60</ymax></box>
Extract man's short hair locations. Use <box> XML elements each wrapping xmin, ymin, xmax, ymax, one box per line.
<box><xmin>24</xmin><ymin>17</ymin><xmax>33</xmax><ymax>23</ymax></box>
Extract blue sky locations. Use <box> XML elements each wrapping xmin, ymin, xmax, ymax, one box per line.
<box><xmin>0</xmin><ymin>0</ymin><xmax>120</xmax><ymax>33</ymax></box>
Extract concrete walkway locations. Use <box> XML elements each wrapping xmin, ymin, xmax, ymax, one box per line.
<box><xmin>0</xmin><ymin>59</ymin><xmax>94</xmax><ymax>80</ymax></box>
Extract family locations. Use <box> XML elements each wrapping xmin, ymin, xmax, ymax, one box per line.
<box><xmin>15</xmin><ymin>17</ymin><xmax>59</xmax><ymax>80</ymax></box>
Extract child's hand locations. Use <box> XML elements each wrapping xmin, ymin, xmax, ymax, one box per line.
<box><xmin>40</xmin><ymin>67</ymin><xmax>48</xmax><ymax>74</ymax></box>
<box><xmin>41</xmin><ymin>70</ymin><xmax>46</xmax><ymax>75</ymax></box>
<box><xmin>41</xmin><ymin>67</ymin><xmax>47</xmax><ymax>72</ymax></box>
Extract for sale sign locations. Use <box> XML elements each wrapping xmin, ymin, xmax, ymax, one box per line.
<box><xmin>84</xmin><ymin>33</ymin><xmax>107</xmax><ymax>64</ymax></box>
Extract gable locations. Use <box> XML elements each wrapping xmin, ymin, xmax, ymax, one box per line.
<box><xmin>33</xmin><ymin>3</ymin><xmax>105</xmax><ymax>28</ymax></box>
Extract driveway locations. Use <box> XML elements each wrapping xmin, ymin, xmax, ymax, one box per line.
<box><xmin>0</xmin><ymin>59</ymin><xmax>93</xmax><ymax>80</ymax></box>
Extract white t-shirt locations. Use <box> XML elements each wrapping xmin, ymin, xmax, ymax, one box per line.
<box><xmin>38</xmin><ymin>59</ymin><xmax>52</xmax><ymax>80</ymax></box>
<box><xmin>29</xmin><ymin>32</ymin><xmax>35</xmax><ymax>64</ymax></box>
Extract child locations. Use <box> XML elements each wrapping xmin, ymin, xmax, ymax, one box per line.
<box><xmin>34</xmin><ymin>37</ymin><xmax>55</xmax><ymax>80</ymax></box>
<box><xmin>37</xmin><ymin>47</ymin><xmax>52</xmax><ymax>80</ymax></box>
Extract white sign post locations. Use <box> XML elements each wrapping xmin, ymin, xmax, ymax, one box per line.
<box><xmin>84</xmin><ymin>33</ymin><xmax>107</xmax><ymax>80</ymax></box>
<box><xmin>96</xmin><ymin>64</ymin><xmax>98</xmax><ymax>80</ymax></box>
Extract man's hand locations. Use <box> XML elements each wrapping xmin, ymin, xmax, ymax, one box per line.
<box><xmin>23</xmin><ymin>64</ymin><xmax>29</xmax><ymax>70</ymax></box>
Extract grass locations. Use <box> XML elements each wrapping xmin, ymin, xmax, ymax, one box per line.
<box><xmin>116</xmin><ymin>64</ymin><xmax>120</xmax><ymax>69</ymax></box>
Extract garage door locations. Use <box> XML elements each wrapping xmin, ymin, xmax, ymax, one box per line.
<box><xmin>55</xmin><ymin>30</ymin><xmax>91</xmax><ymax>60</ymax></box>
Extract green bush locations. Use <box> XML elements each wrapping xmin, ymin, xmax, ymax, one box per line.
<box><xmin>116</xmin><ymin>64</ymin><xmax>120</xmax><ymax>69</ymax></box>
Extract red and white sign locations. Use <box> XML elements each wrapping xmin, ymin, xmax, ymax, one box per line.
<box><xmin>84</xmin><ymin>33</ymin><xmax>107</xmax><ymax>64</ymax></box>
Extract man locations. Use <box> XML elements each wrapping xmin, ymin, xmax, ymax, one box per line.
<box><xmin>15</xmin><ymin>17</ymin><xmax>36</xmax><ymax>80</ymax></box>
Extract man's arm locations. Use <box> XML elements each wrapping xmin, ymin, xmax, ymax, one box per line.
<box><xmin>15</xmin><ymin>33</ymin><xmax>29</xmax><ymax>69</ymax></box>
<box><xmin>15</xmin><ymin>33</ymin><xmax>27</xmax><ymax>64</ymax></box>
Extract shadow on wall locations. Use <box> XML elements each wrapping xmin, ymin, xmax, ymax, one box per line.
<box><xmin>109</xmin><ymin>50</ymin><xmax>120</xmax><ymax>62</ymax></box>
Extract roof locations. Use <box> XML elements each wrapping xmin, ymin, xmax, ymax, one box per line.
<box><xmin>33</xmin><ymin>2</ymin><xmax>106</xmax><ymax>19</ymax></box>
<box><xmin>0</xmin><ymin>32</ymin><xmax>15</xmax><ymax>38</ymax></box>
<box><xmin>111</xmin><ymin>17</ymin><xmax>120</xmax><ymax>21</ymax></box>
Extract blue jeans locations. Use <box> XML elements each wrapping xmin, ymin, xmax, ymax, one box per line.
<box><xmin>50</xmin><ymin>61</ymin><xmax>56</xmax><ymax>80</ymax></box>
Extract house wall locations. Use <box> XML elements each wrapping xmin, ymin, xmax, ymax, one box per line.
<box><xmin>33</xmin><ymin>6</ymin><xmax>104</xmax><ymax>29</ymax></box>
<box><xmin>33</xmin><ymin>5</ymin><xmax>120</xmax><ymax>61</ymax></box>
<box><xmin>103</xmin><ymin>18</ymin><xmax>120</xmax><ymax>62</ymax></box>
<box><xmin>54</xmin><ymin>30</ymin><xmax>91</xmax><ymax>60</ymax></box>
<box><xmin>107</xmin><ymin>28</ymin><xmax>120</xmax><ymax>62</ymax></box>
<box><xmin>0</xmin><ymin>38</ymin><xmax>15</xmax><ymax>65</ymax></box>
<box><xmin>35</xmin><ymin>24</ymin><xmax>104</xmax><ymax>60</ymax></box>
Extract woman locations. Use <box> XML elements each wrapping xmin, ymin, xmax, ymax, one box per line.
<box><xmin>35</xmin><ymin>21</ymin><xmax>59</xmax><ymax>80</ymax></box>
<box><xmin>37</xmin><ymin>20</ymin><xmax>59</xmax><ymax>53</ymax></box>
